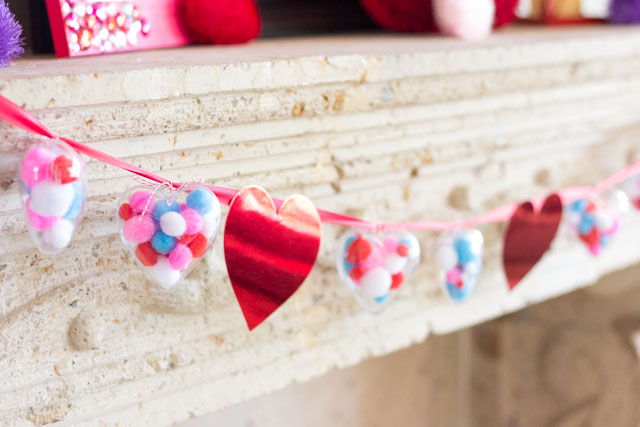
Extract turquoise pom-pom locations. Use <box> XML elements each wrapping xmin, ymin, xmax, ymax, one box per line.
<box><xmin>151</xmin><ymin>230</ymin><xmax>177</xmax><ymax>255</ymax></box>
<box><xmin>151</xmin><ymin>200</ymin><xmax>180</xmax><ymax>221</ymax></box>
<box><xmin>454</xmin><ymin>237</ymin><xmax>476</xmax><ymax>265</ymax></box>
<box><xmin>343</xmin><ymin>235</ymin><xmax>357</xmax><ymax>274</ymax></box>
<box><xmin>374</xmin><ymin>294</ymin><xmax>389</xmax><ymax>304</ymax></box>
<box><xmin>186</xmin><ymin>188</ymin><xmax>215</xmax><ymax>215</ymax></box>
<box><xmin>446</xmin><ymin>282</ymin><xmax>472</xmax><ymax>302</ymax></box>
<box><xmin>570</xmin><ymin>199</ymin><xmax>587</xmax><ymax>212</ymax></box>
<box><xmin>63</xmin><ymin>181</ymin><xmax>84</xmax><ymax>220</ymax></box>
<box><xmin>578</xmin><ymin>215</ymin><xmax>594</xmax><ymax>234</ymax></box>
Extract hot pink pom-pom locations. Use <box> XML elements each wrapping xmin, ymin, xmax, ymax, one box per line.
<box><xmin>181</xmin><ymin>208</ymin><xmax>203</xmax><ymax>235</ymax></box>
<box><xmin>129</xmin><ymin>191</ymin><xmax>156</xmax><ymax>214</ymax></box>
<box><xmin>26</xmin><ymin>199</ymin><xmax>59</xmax><ymax>231</ymax></box>
<box><xmin>361</xmin><ymin>244</ymin><xmax>385</xmax><ymax>271</ymax></box>
<box><xmin>123</xmin><ymin>215</ymin><xmax>156</xmax><ymax>243</ymax></box>
<box><xmin>21</xmin><ymin>146</ymin><xmax>55</xmax><ymax>188</ymax></box>
<box><xmin>382</xmin><ymin>236</ymin><xmax>398</xmax><ymax>254</ymax></box>
<box><xmin>446</xmin><ymin>268</ymin><xmax>462</xmax><ymax>284</ymax></box>
<box><xmin>433</xmin><ymin>0</ymin><xmax>495</xmax><ymax>40</ymax></box>
<box><xmin>168</xmin><ymin>243</ymin><xmax>193</xmax><ymax>270</ymax></box>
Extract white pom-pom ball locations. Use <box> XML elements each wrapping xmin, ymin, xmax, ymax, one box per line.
<box><xmin>360</xmin><ymin>267</ymin><xmax>392</xmax><ymax>299</ymax></box>
<box><xmin>384</xmin><ymin>253</ymin><xmax>407</xmax><ymax>274</ymax></box>
<box><xmin>42</xmin><ymin>219</ymin><xmax>74</xmax><ymax>249</ymax></box>
<box><xmin>147</xmin><ymin>256</ymin><xmax>181</xmax><ymax>290</ymax></box>
<box><xmin>593</xmin><ymin>211</ymin><xmax>614</xmax><ymax>231</ymax></box>
<box><xmin>29</xmin><ymin>182</ymin><xmax>75</xmax><ymax>217</ymax></box>
<box><xmin>436</xmin><ymin>245</ymin><xmax>458</xmax><ymax>271</ymax></box>
<box><xmin>160</xmin><ymin>211</ymin><xmax>187</xmax><ymax>237</ymax></box>
<box><xmin>201</xmin><ymin>206</ymin><xmax>221</xmax><ymax>238</ymax></box>
<box><xmin>433</xmin><ymin>0</ymin><xmax>495</xmax><ymax>40</ymax></box>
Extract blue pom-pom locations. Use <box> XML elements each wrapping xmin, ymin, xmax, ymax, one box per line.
<box><xmin>578</xmin><ymin>215</ymin><xmax>594</xmax><ymax>235</ymax></box>
<box><xmin>151</xmin><ymin>230</ymin><xmax>177</xmax><ymax>255</ymax></box>
<box><xmin>342</xmin><ymin>235</ymin><xmax>357</xmax><ymax>273</ymax></box>
<box><xmin>570</xmin><ymin>199</ymin><xmax>587</xmax><ymax>213</ymax></box>
<box><xmin>63</xmin><ymin>181</ymin><xmax>84</xmax><ymax>220</ymax></box>
<box><xmin>454</xmin><ymin>237</ymin><xmax>476</xmax><ymax>265</ymax></box>
<box><xmin>446</xmin><ymin>282</ymin><xmax>471</xmax><ymax>302</ymax></box>
<box><xmin>151</xmin><ymin>200</ymin><xmax>180</xmax><ymax>221</ymax></box>
<box><xmin>374</xmin><ymin>294</ymin><xmax>389</xmax><ymax>304</ymax></box>
<box><xmin>186</xmin><ymin>188</ymin><xmax>215</xmax><ymax>215</ymax></box>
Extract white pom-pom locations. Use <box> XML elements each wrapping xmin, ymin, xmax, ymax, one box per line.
<box><xmin>360</xmin><ymin>268</ymin><xmax>392</xmax><ymax>299</ymax></box>
<box><xmin>384</xmin><ymin>253</ymin><xmax>407</xmax><ymax>274</ymax></box>
<box><xmin>464</xmin><ymin>260</ymin><xmax>481</xmax><ymax>276</ymax></box>
<box><xmin>433</xmin><ymin>0</ymin><xmax>495</xmax><ymax>40</ymax></box>
<box><xmin>160</xmin><ymin>211</ymin><xmax>187</xmax><ymax>237</ymax></box>
<box><xmin>593</xmin><ymin>211</ymin><xmax>614</xmax><ymax>231</ymax></box>
<box><xmin>436</xmin><ymin>245</ymin><xmax>458</xmax><ymax>271</ymax></box>
<box><xmin>201</xmin><ymin>207</ymin><xmax>221</xmax><ymax>239</ymax></box>
<box><xmin>30</xmin><ymin>182</ymin><xmax>75</xmax><ymax>216</ymax></box>
<box><xmin>147</xmin><ymin>257</ymin><xmax>181</xmax><ymax>290</ymax></box>
<box><xmin>42</xmin><ymin>219</ymin><xmax>74</xmax><ymax>249</ymax></box>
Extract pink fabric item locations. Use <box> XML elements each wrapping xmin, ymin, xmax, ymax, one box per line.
<box><xmin>123</xmin><ymin>215</ymin><xmax>156</xmax><ymax>243</ymax></box>
<box><xmin>181</xmin><ymin>208</ymin><xmax>203</xmax><ymax>234</ymax></box>
<box><xmin>129</xmin><ymin>190</ymin><xmax>156</xmax><ymax>214</ymax></box>
<box><xmin>168</xmin><ymin>243</ymin><xmax>193</xmax><ymax>270</ymax></box>
<box><xmin>25</xmin><ymin>198</ymin><xmax>59</xmax><ymax>231</ymax></box>
<box><xmin>21</xmin><ymin>146</ymin><xmax>55</xmax><ymax>188</ymax></box>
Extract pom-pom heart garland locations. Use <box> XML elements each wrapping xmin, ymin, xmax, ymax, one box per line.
<box><xmin>179</xmin><ymin>0</ymin><xmax>261</xmax><ymax>45</ymax></box>
<box><xmin>502</xmin><ymin>194</ymin><xmax>562</xmax><ymax>290</ymax></box>
<box><xmin>116</xmin><ymin>185</ymin><xmax>221</xmax><ymax>290</ymax></box>
<box><xmin>336</xmin><ymin>230</ymin><xmax>420</xmax><ymax>312</ymax></box>
<box><xmin>18</xmin><ymin>138</ymin><xmax>86</xmax><ymax>255</ymax></box>
<box><xmin>224</xmin><ymin>186</ymin><xmax>321</xmax><ymax>330</ymax></box>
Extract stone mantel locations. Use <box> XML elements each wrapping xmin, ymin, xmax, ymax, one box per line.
<box><xmin>1</xmin><ymin>26</ymin><xmax>640</xmax><ymax>425</ymax></box>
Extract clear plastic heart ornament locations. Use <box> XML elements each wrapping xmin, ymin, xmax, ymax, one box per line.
<box><xmin>565</xmin><ymin>189</ymin><xmax>629</xmax><ymax>256</ymax></box>
<box><xmin>18</xmin><ymin>138</ymin><xmax>87</xmax><ymax>255</ymax></box>
<box><xmin>116</xmin><ymin>185</ymin><xmax>221</xmax><ymax>290</ymax></box>
<box><xmin>336</xmin><ymin>230</ymin><xmax>420</xmax><ymax>313</ymax></box>
<box><xmin>623</xmin><ymin>173</ymin><xmax>640</xmax><ymax>211</ymax></box>
<box><xmin>436</xmin><ymin>228</ymin><xmax>483</xmax><ymax>302</ymax></box>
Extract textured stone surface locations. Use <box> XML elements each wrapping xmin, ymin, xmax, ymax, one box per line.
<box><xmin>0</xmin><ymin>26</ymin><xmax>640</xmax><ymax>425</ymax></box>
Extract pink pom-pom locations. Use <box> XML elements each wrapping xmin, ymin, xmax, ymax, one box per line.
<box><xmin>168</xmin><ymin>243</ymin><xmax>193</xmax><ymax>270</ymax></box>
<box><xmin>180</xmin><ymin>203</ymin><xmax>188</xmax><ymax>212</ymax></box>
<box><xmin>21</xmin><ymin>146</ymin><xmax>55</xmax><ymax>188</ymax></box>
<box><xmin>123</xmin><ymin>215</ymin><xmax>156</xmax><ymax>243</ymax></box>
<box><xmin>25</xmin><ymin>198</ymin><xmax>59</xmax><ymax>231</ymax></box>
<box><xmin>382</xmin><ymin>236</ymin><xmax>398</xmax><ymax>254</ymax></box>
<box><xmin>446</xmin><ymin>268</ymin><xmax>462</xmax><ymax>284</ymax></box>
<box><xmin>361</xmin><ymin>244</ymin><xmax>385</xmax><ymax>271</ymax></box>
<box><xmin>433</xmin><ymin>0</ymin><xmax>495</xmax><ymax>40</ymax></box>
<box><xmin>129</xmin><ymin>191</ymin><xmax>155</xmax><ymax>214</ymax></box>
<box><xmin>181</xmin><ymin>208</ymin><xmax>203</xmax><ymax>235</ymax></box>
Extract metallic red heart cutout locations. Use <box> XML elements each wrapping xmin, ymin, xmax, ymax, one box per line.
<box><xmin>503</xmin><ymin>194</ymin><xmax>563</xmax><ymax>290</ymax></box>
<box><xmin>224</xmin><ymin>186</ymin><xmax>322</xmax><ymax>330</ymax></box>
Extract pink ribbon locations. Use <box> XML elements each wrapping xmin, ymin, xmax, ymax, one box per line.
<box><xmin>1</xmin><ymin>94</ymin><xmax>638</xmax><ymax>231</ymax></box>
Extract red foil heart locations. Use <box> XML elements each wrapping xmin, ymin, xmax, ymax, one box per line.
<box><xmin>224</xmin><ymin>186</ymin><xmax>322</xmax><ymax>330</ymax></box>
<box><xmin>503</xmin><ymin>194</ymin><xmax>563</xmax><ymax>290</ymax></box>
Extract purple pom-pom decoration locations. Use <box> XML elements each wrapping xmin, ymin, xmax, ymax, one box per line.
<box><xmin>610</xmin><ymin>0</ymin><xmax>640</xmax><ymax>24</ymax></box>
<box><xmin>0</xmin><ymin>0</ymin><xmax>23</xmax><ymax>67</ymax></box>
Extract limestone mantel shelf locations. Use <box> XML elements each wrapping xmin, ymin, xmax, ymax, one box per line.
<box><xmin>1</xmin><ymin>26</ymin><xmax>640</xmax><ymax>425</ymax></box>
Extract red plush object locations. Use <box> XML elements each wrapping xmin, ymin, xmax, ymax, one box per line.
<box><xmin>179</xmin><ymin>0</ymin><xmax>261</xmax><ymax>45</ymax></box>
<box><xmin>360</xmin><ymin>0</ymin><xmax>518</xmax><ymax>33</ymax></box>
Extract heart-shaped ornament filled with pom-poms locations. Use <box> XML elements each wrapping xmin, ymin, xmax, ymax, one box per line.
<box><xmin>116</xmin><ymin>185</ymin><xmax>221</xmax><ymax>290</ymax></box>
<box><xmin>565</xmin><ymin>190</ymin><xmax>629</xmax><ymax>256</ymax></box>
<box><xmin>336</xmin><ymin>230</ymin><xmax>420</xmax><ymax>313</ymax></box>
<box><xmin>18</xmin><ymin>138</ymin><xmax>87</xmax><ymax>255</ymax></box>
<box><xmin>436</xmin><ymin>228</ymin><xmax>483</xmax><ymax>302</ymax></box>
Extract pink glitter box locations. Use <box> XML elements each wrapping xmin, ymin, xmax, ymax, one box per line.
<box><xmin>45</xmin><ymin>0</ymin><xmax>190</xmax><ymax>57</ymax></box>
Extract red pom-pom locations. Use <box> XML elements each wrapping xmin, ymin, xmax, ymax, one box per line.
<box><xmin>135</xmin><ymin>242</ymin><xmax>159</xmax><ymax>267</ymax></box>
<box><xmin>187</xmin><ymin>233</ymin><xmax>208</xmax><ymax>258</ymax></box>
<box><xmin>493</xmin><ymin>0</ymin><xmax>518</xmax><ymax>28</ymax></box>
<box><xmin>349</xmin><ymin>265</ymin><xmax>366</xmax><ymax>281</ymax></box>
<box><xmin>52</xmin><ymin>155</ymin><xmax>78</xmax><ymax>184</ymax></box>
<box><xmin>118</xmin><ymin>203</ymin><xmax>133</xmax><ymax>221</ymax></box>
<box><xmin>346</xmin><ymin>237</ymin><xmax>372</xmax><ymax>263</ymax></box>
<box><xmin>397</xmin><ymin>243</ymin><xmax>410</xmax><ymax>257</ymax></box>
<box><xmin>179</xmin><ymin>0</ymin><xmax>261</xmax><ymax>45</ymax></box>
<box><xmin>391</xmin><ymin>272</ymin><xmax>404</xmax><ymax>289</ymax></box>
